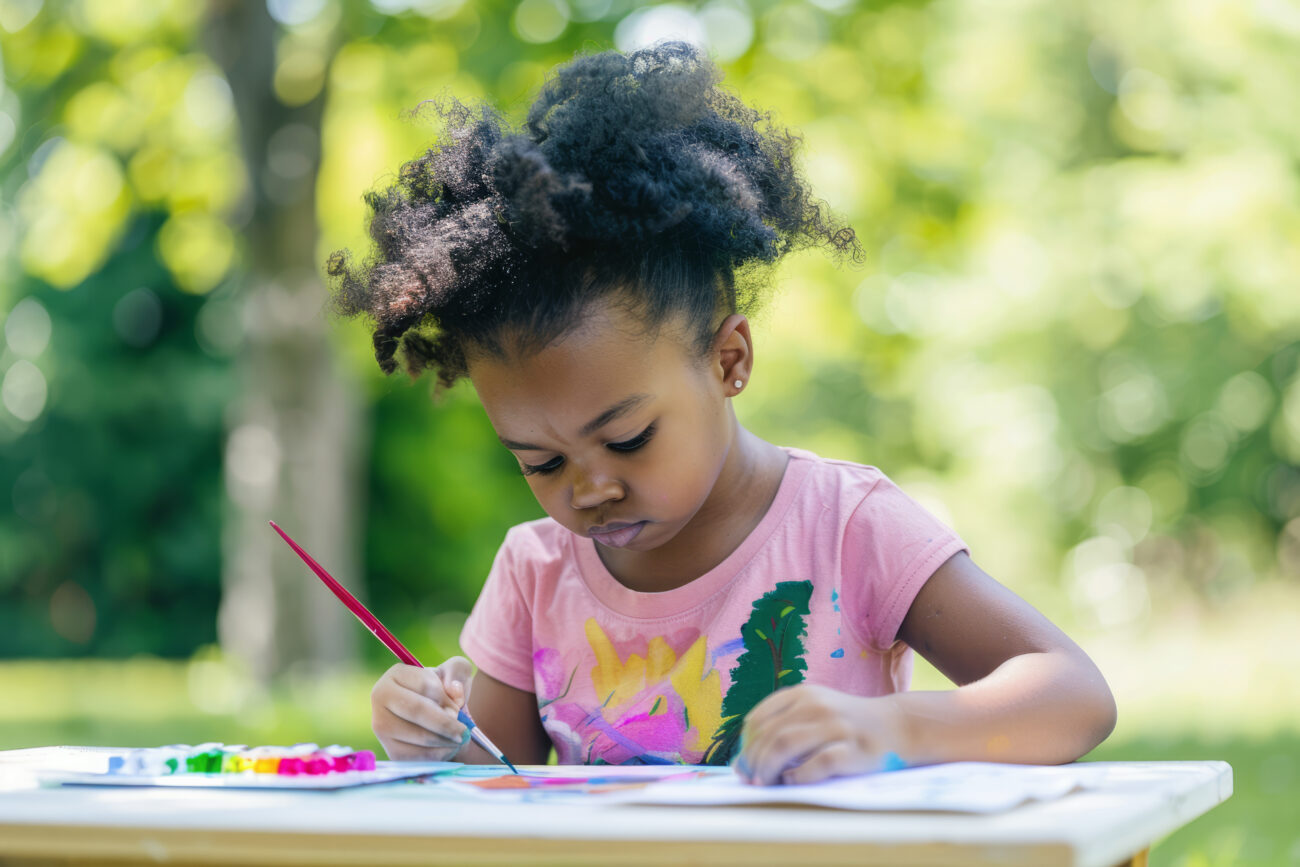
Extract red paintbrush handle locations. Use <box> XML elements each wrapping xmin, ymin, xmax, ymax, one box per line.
<box><xmin>269</xmin><ymin>521</ymin><xmax>422</xmax><ymax>667</ymax></box>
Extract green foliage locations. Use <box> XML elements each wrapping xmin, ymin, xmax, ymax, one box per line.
<box><xmin>704</xmin><ymin>580</ymin><xmax>812</xmax><ymax>765</ymax></box>
<box><xmin>0</xmin><ymin>217</ymin><xmax>234</xmax><ymax>657</ymax></box>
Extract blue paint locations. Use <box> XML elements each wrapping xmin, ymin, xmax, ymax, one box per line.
<box><xmin>711</xmin><ymin>636</ymin><xmax>745</xmax><ymax>666</ymax></box>
<box><xmin>879</xmin><ymin>751</ymin><xmax>908</xmax><ymax>772</ymax></box>
<box><xmin>831</xmin><ymin>588</ymin><xmax>840</xmax><ymax>613</ymax></box>
<box><xmin>830</xmin><ymin>648</ymin><xmax>845</xmax><ymax>658</ymax></box>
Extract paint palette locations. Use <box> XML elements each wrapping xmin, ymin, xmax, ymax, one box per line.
<box><xmin>110</xmin><ymin>743</ymin><xmax>378</xmax><ymax>777</ymax></box>
<box><xmin>48</xmin><ymin>744</ymin><xmax>459</xmax><ymax>791</ymax></box>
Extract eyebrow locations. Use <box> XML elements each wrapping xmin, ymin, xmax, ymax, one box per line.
<box><xmin>498</xmin><ymin>393</ymin><xmax>652</xmax><ymax>451</ymax></box>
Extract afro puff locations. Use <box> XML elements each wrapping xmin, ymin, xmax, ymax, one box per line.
<box><xmin>328</xmin><ymin>41</ymin><xmax>860</xmax><ymax>388</ymax></box>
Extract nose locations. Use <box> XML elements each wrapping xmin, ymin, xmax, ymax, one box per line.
<box><xmin>570</xmin><ymin>465</ymin><xmax>625</xmax><ymax>511</ymax></box>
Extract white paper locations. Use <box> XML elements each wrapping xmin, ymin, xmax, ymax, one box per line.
<box><xmin>605</xmin><ymin>762</ymin><xmax>1092</xmax><ymax>813</ymax></box>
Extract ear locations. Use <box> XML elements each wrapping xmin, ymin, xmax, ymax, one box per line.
<box><xmin>711</xmin><ymin>314</ymin><xmax>753</xmax><ymax>397</ymax></box>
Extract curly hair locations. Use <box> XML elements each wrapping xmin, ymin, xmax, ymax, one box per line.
<box><xmin>328</xmin><ymin>41</ymin><xmax>860</xmax><ymax>388</ymax></box>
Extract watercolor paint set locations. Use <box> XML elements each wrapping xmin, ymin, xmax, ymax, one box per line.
<box><xmin>51</xmin><ymin>743</ymin><xmax>457</xmax><ymax>791</ymax></box>
<box><xmin>108</xmin><ymin>743</ymin><xmax>377</xmax><ymax>777</ymax></box>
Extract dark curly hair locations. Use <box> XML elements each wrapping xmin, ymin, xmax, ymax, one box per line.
<box><xmin>328</xmin><ymin>41</ymin><xmax>860</xmax><ymax>388</ymax></box>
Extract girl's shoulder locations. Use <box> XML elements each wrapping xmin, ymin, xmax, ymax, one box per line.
<box><xmin>781</xmin><ymin>447</ymin><xmax>956</xmax><ymax>539</ymax></box>
<box><xmin>781</xmin><ymin>446</ymin><xmax>891</xmax><ymax>506</ymax></box>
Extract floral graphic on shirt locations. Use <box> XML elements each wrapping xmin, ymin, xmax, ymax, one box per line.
<box><xmin>535</xmin><ymin>619</ymin><xmax>724</xmax><ymax>764</ymax></box>
<box><xmin>533</xmin><ymin>580</ymin><xmax>814</xmax><ymax>766</ymax></box>
<box><xmin>703</xmin><ymin>580</ymin><xmax>813</xmax><ymax>765</ymax></box>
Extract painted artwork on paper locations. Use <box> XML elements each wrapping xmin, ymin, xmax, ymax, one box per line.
<box><xmin>456</xmin><ymin>766</ymin><xmax>715</xmax><ymax>795</ymax></box>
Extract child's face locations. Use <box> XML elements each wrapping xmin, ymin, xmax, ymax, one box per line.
<box><xmin>468</xmin><ymin>298</ymin><xmax>739</xmax><ymax>555</ymax></box>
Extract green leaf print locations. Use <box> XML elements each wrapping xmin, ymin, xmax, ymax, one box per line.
<box><xmin>702</xmin><ymin>580</ymin><xmax>813</xmax><ymax>765</ymax></box>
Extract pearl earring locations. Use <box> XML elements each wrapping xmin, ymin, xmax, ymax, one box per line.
<box><xmin>734</xmin><ymin>380</ymin><xmax>744</xmax><ymax>389</ymax></box>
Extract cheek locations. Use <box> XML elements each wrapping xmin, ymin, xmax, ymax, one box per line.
<box><xmin>659</xmin><ymin>412</ymin><xmax>728</xmax><ymax>499</ymax></box>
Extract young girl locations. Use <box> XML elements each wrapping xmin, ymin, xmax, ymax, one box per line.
<box><xmin>330</xmin><ymin>42</ymin><xmax>1116</xmax><ymax>785</ymax></box>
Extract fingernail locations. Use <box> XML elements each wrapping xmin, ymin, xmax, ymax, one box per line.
<box><xmin>451</xmin><ymin>680</ymin><xmax>464</xmax><ymax>695</ymax></box>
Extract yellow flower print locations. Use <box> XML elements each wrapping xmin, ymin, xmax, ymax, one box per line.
<box><xmin>584</xmin><ymin>618</ymin><xmax>723</xmax><ymax>756</ymax></box>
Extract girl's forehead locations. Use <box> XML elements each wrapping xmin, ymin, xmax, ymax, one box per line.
<box><xmin>468</xmin><ymin>304</ymin><xmax>704</xmax><ymax>429</ymax></box>
<box><xmin>475</xmin><ymin>301</ymin><xmax>699</xmax><ymax>385</ymax></box>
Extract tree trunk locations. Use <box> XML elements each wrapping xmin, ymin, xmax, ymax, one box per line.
<box><xmin>205</xmin><ymin>0</ymin><xmax>362</xmax><ymax>685</ymax></box>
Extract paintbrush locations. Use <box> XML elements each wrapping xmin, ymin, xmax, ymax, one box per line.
<box><xmin>269</xmin><ymin>520</ymin><xmax>518</xmax><ymax>774</ymax></box>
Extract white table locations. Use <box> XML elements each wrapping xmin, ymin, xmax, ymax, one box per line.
<box><xmin>0</xmin><ymin>749</ymin><xmax>1231</xmax><ymax>866</ymax></box>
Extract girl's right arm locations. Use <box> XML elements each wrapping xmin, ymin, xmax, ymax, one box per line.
<box><xmin>371</xmin><ymin>656</ymin><xmax>552</xmax><ymax>765</ymax></box>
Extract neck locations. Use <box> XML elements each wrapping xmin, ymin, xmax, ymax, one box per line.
<box><xmin>598</xmin><ymin>412</ymin><xmax>788</xmax><ymax>592</ymax></box>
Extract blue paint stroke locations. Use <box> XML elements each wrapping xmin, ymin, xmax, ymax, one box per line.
<box><xmin>879</xmin><ymin>751</ymin><xmax>908</xmax><ymax>772</ymax></box>
<box><xmin>830</xmin><ymin>648</ymin><xmax>845</xmax><ymax>659</ymax></box>
<box><xmin>710</xmin><ymin>636</ymin><xmax>745</xmax><ymax>666</ymax></box>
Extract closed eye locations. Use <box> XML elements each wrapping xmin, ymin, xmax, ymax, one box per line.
<box><xmin>520</xmin><ymin>455</ymin><xmax>564</xmax><ymax>476</ymax></box>
<box><xmin>519</xmin><ymin>422</ymin><xmax>656</xmax><ymax>476</ymax></box>
<box><xmin>607</xmin><ymin>422</ymin><xmax>656</xmax><ymax>453</ymax></box>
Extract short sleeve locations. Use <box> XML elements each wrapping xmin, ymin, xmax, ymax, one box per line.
<box><xmin>458</xmin><ymin>527</ymin><xmax>537</xmax><ymax>693</ymax></box>
<box><xmin>840</xmin><ymin>475</ymin><xmax>969</xmax><ymax>653</ymax></box>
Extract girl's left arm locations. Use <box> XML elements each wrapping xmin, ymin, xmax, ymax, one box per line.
<box><xmin>737</xmin><ymin>552</ymin><xmax>1117</xmax><ymax>785</ymax></box>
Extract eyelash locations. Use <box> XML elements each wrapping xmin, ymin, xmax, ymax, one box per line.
<box><xmin>520</xmin><ymin>423</ymin><xmax>657</xmax><ymax>477</ymax></box>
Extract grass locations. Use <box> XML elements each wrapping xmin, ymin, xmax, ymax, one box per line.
<box><xmin>1085</xmin><ymin>733</ymin><xmax>1300</xmax><ymax>867</ymax></box>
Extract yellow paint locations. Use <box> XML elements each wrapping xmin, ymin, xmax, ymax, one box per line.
<box><xmin>584</xmin><ymin>618</ymin><xmax>723</xmax><ymax>753</ymax></box>
<box><xmin>667</xmin><ymin>631</ymin><xmax>723</xmax><ymax>753</ymax></box>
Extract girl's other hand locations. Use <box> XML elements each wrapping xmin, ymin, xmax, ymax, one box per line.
<box><xmin>371</xmin><ymin>656</ymin><xmax>476</xmax><ymax>761</ymax></box>
<box><xmin>733</xmin><ymin>684</ymin><xmax>908</xmax><ymax>786</ymax></box>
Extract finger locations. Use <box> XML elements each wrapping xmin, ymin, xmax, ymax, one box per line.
<box><xmin>379</xmin><ymin>713</ymin><xmax>465</xmax><ymax>753</ymax></box>
<box><xmin>739</xmin><ymin>689</ymin><xmax>822</xmax><ymax>768</ymax></box>
<box><xmin>779</xmin><ymin>742</ymin><xmax>875</xmax><ymax>786</ymax></box>
<box><xmin>740</xmin><ymin>685</ymin><xmax>802</xmax><ymax>735</ymax></box>
<box><xmin>436</xmin><ymin>656</ymin><xmax>476</xmax><ymax>704</ymax></box>
<box><xmin>743</xmin><ymin>721</ymin><xmax>828</xmax><ymax>787</ymax></box>
<box><xmin>389</xmin><ymin>664</ymin><xmax>456</xmax><ymax>708</ymax></box>
<box><xmin>376</xmin><ymin>683</ymin><xmax>468</xmax><ymax>744</ymax></box>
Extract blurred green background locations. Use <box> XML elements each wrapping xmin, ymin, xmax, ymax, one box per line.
<box><xmin>2</xmin><ymin>0</ymin><xmax>1297</xmax><ymax>863</ymax></box>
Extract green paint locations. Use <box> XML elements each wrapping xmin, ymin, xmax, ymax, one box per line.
<box><xmin>537</xmin><ymin>665</ymin><xmax>578</xmax><ymax>710</ymax></box>
<box><xmin>703</xmin><ymin>580</ymin><xmax>813</xmax><ymax>765</ymax></box>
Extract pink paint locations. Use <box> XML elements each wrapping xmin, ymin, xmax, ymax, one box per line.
<box><xmin>303</xmin><ymin>755</ymin><xmax>331</xmax><ymax>775</ymax></box>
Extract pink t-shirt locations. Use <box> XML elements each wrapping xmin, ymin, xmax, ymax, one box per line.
<box><xmin>459</xmin><ymin>447</ymin><xmax>968</xmax><ymax>766</ymax></box>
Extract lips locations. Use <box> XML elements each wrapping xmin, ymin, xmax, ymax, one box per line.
<box><xmin>588</xmin><ymin>520</ymin><xmax>646</xmax><ymax>548</ymax></box>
